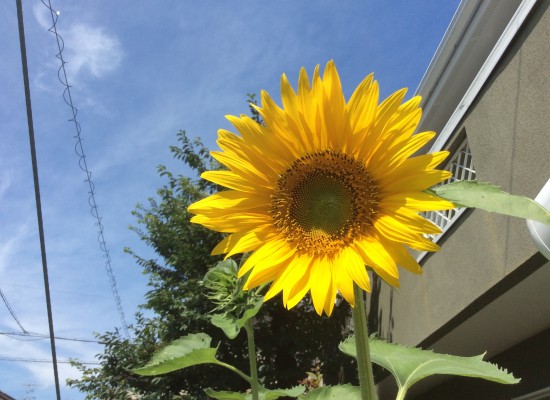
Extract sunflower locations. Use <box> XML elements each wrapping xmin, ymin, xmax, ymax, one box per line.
<box><xmin>188</xmin><ymin>61</ymin><xmax>454</xmax><ymax>316</ymax></box>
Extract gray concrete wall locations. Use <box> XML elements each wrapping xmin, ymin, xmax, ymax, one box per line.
<box><xmin>373</xmin><ymin>0</ymin><xmax>550</xmax><ymax>349</ymax></box>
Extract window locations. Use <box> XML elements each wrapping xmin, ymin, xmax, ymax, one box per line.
<box><xmin>417</xmin><ymin>132</ymin><xmax>476</xmax><ymax>261</ymax></box>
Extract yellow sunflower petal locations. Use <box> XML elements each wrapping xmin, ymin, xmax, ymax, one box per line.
<box><xmin>332</xmin><ymin>248</ymin><xmax>357</xmax><ymax>306</ymax></box>
<box><xmin>391</xmin><ymin>243</ymin><xmax>422</xmax><ymax>274</ymax></box>
<box><xmin>367</xmin><ymin>265</ymin><xmax>400</xmax><ymax>288</ymax></box>
<box><xmin>285</xmin><ymin>263</ymin><xmax>312</xmax><ymax>309</ymax></box>
<box><xmin>282</xmin><ymin>256</ymin><xmax>313</xmax><ymax>308</ymax></box>
<box><xmin>212</xmin><ymin>229</ymin><xmax>272</xmax><ymax>258</ymax></box>
<box><xmin>309</xmin><ymin>256</ymin><xmax>333</xmax><ymax>315</ymax></box>
<box><xmin>245</xmin><ymin>258</ymin><xmax>287</xmax><ymax>289</ymax></box>
<box><xmin>201</xmin><ymin>170</ymin><xmax>268</xmax><ymax>193</ymax></box>
<box><xmin>378</xmin><ymin>208</ymin><xmax>441</xmax><ymax>235</ymax></box>
<box><xmin>355</xmin><ymin>236</ymin><xmax>399</xmax><ymax>280</ymax></box>
<box><xmin>239</xmin><ymin>238</ymin><xmax>295</xmax><ymax>279</ymax></box>
<box><xmin>340</xmin><ymin>246</ymin><xmax>371</xmax><ymax>293</ymax></box>
<box><xmin>210</xmin><ymin>151</ymin><xmax>271</xmax><ymax>187</ymax></box>
<box><xmin>383</xmin><ymin>191</ymin><xmax>455</xmax><ymax>212</ymax></box>
<box><xmin>376</xmin><ymin>151</ymin><xmax>449</xmax><ymax>186</ymax></box>
<box><xmin>323</xmin><ymin>280</ymin><xmax>337</xmax><ymax>316</ymax></box>
<box><xmin>188</xmin><ymin>190</ymin><xmax>268</xmax><ymax>215</ymax></box>
<box><xmin>264</xmin><ymin>254</ymin><xmax>310</xmax><ymax>302</ymax></box>
<box><xmin>371</xmin><ymin>131</ymin><xmax>436</xmax><ymax>177</ymax></box>
<box><xmin>383</xmin><ymin>169</ymin><xmax>452</xmax><ymax>194</ymax></box>
<box><xmin>190</xmin><ymin>213</ymin><xmax>271</xmax><ymax>233</ymax></box>
<box><xmin>374</xmin><ymin>214</ymin><xmax>440</xmax><ymax>252</ymax></box>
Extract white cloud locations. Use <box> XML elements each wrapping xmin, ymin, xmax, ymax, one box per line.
<box><xmin>32</xmin><ymin>3</ymin><xmax>123</xmax><ymax>81</ymax></box>
<box><xmin>0</xmin><ymin>220</ymin><xmax>32</xmax><ymax>277</ymax></box>
<box><xmin>63</xmin><ymin>23</ymin><xmax>123</xmax><ymax>79</ymax></box>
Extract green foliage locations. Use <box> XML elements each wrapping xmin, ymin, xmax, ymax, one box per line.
<box><xmin>67</xmin><ymin>314</ymin><xmax>191</xmax><ymax>400</ymax></box>
<box><xmin>211</xmin><ymin>299</ymin><xmax>263</xmax><ymax>340</ymax></box>
<box><xmin>204</xmin><ymin>386</ymin><xmax>304</xmax><ymax>400</ymax></box>
<box><xmin>205</xmin><ymin>259</ymin><xmax>264</xmax><ymax>339</ymax></box>
<box><xmin>68</xmin><ymin>132</ymin><xmax>249</xmax><ymax>399</ymax></box>
<box><xmin>132</xmin><ymin>333</ymin><xmax>219</xmax><ymax>376</ymax></box>
<box><xmin>340</xmin><ymin>336</ymin><xmax>519</xmax><ymax>399</ymax></box>
<box><xmin>68</xmin><ymin>128</ymin><xmax>355</xmax><ymax>399</ymax></box>
<box><xmin>430</xmin><ymin>181</ymin><xmax>550</xmax><ymax>225</ymax></box>
<box><xmin>300</xmin><ymin>384</ymin><xmax>361</xmax><ymax>399</ymax></box>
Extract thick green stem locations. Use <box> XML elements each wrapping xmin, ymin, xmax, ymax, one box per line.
<box><xmin>395</xmin><ymin>388</ymin><xmax>407</xmax><ymax>400</ymax></box>
<box><xmin>244</xmin><ymin>319</ymin><xmax>260</xmax><ymax>400</ymax></box>
<box><xmin>352</xmin><ymin>283</ymin><xmax>377</xmax><ymax>400</ymax></box>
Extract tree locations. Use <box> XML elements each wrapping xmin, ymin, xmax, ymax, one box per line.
<box><xmin>68</xmin><ymin>125</ymin><xmax>356</xmax><ymax>399</ymax></box>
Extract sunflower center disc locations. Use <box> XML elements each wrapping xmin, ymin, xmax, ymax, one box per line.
<box><xmin>291</xmin><ymin>172</ymin><xmax>352</xmax><ymax>236</ymax></box>
<box><xmin>270</xmin><ymin>150</ymin><xmax>379</xmax><ymax>257</ymax></box>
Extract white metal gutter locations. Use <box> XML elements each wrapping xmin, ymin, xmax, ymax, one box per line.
<box><xmin>428</xmin><ymin>0</ymin><xmax>540</xmax><ymax>153</ymax></box>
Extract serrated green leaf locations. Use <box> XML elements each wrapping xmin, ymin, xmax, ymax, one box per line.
<box><xmin>204</xmin><ymin>386</ymin><xmax>304</xmax><ymax>400</ymax></box>
<box><xmin>262</xmin><ymin>386</ymin><xmax>304</xmax><ymax>400</ymax></box>
<box><xmin>300</xmin><ymin>384</ymin><xmax>361</xmax><ymax>400</ymax></box>
<box><xmin>340</xmin><ymin>336</ymin><xmax>519</xmax><ymax>395</ymax></box>
<box><xmin>430</xmin><ymin>181</ymin><xmax>550</xmax><ymax>225</ymax></box>
<box><xmin>204</xmin><ymin>388</ymin><xmax>246</xmax><ymax>400</ymax></box>
<box><xmin>211</xmin><ymin>297</ymin><xmax>263</xmax><ymax>339</ymax></box>
<box><xmin>132</xmin><ymin>333</ymin><xmax>218</xmax><ymax>376</ymax></box>
<box><xmin>210</xmin><ymin>313</ymin><xmax>240</xmax><ymax>339</ymax></box>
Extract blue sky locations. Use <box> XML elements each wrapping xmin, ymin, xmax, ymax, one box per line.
<box><xmin>2</xmin><ymin>1</ymin><xmax>460</xmax><ymax>398</ymax></box>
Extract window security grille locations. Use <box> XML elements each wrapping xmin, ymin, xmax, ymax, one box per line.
<box><xmin>418</xmin><ymin>136</ymin><xmax>476</xmax><ymax>260</ymax></box>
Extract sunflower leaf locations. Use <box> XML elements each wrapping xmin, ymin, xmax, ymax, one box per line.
<box><xmin>204</xmin><ymin>385</ymin><xmax>304</xmax><ymax>400</ymax></box>
<box><xmin>203</xmin><ymin>389</ymin><xmax>246</xmax><ymax>400</ymax></box>
<box><xmin>211</xmin><ymin>297</ymin><xmax>263</xmax><ymax>339</ymax></box>
<box><xmin>429</xmin><ymin>181</ymin><xmax>550</xmax><ymax>225</ymax></box>
<box><xmin>300</xmin><ymin>384</ymin><xmax>361</xmax><ymax>399</ymax></box>
<box><xmin>132</xmin><ymin>333</ymin><xmax>218</xmax><ymax>376</ymax></box>
<box><xmin>339</xmin><ymin>336</ymin><xmax>519</xmax><ymax>395</ymax></box>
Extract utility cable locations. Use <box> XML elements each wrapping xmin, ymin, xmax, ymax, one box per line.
<box><xmin>0</xmin><ymin>356</ymin><xmax>100</xmax><ymax>365</ymax></box>
<box><xmin>0</xmin><ymin>287</ymin><xmax>27</xmax><ymax>333</ymax></box>
<box><xmin>15</xmin><ymin>1</ymin><xmax>62</xmax><ymax>399</ymax></box>
<box><xmin>41</xmin><ymin>0</ymin><xmax>130</xmax><ymax>339</ymax></box>
<box><xmin>0</xmin><ymin>331</ymin><xmax>100</xmax><ymax>343</ymax></box>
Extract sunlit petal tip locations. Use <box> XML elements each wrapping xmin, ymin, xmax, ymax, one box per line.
<box><xmin>224</xmin><ymin>114</ymin><xmax>238</xmax><ymax>123</ymax></box>
<box><xmin>188</xmin><ymin>61</ymin><xmax>454</xmax><ymax>315</ymax></box>
<box><xmin>433</xmin><ymin>150</ymin><xmax>451</xmax><ymax>165</ymax></box>
<box><xmin>298</xmin><ymin>67</ymin><xmax>311</xmax><ymax>88</ymax></box>
<box><xmin>263</xmin><ymin>282</ymin><xmax>283</xmax><ymax>302</ymax></box>
<box><xmin>280</xmin><ymin>73</ymin><xmax>295</xmax><ymax>93</ymax></box>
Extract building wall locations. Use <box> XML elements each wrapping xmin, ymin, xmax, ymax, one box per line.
<box><xmin>374</xmin><ymin>1</ymin><xmax>550</xmax><ymax>397</ymax></box>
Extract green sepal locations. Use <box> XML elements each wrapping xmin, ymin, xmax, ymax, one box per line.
<box><xmin>300</xmin><ymin>384</ymin><xmax>361</xmax><ymax>399</ymax></box>
<box><xmin>131</xmin><ymin>333</ymin><xmax>218</xmax><ymax>376</ymax></box>
<box><xmin>340</xmin><ymin>336</ymin><xmax>519</xmax><ymax>395</ymax></box>
<box><xmin>211</xmin><ymin>297</ymin><xmax>263</xmax><ymax>339</ymax></box>
<box><xmin>204</xmin><ymin>385</ymin><xmax>304</xmax><ymax>400</ymax></box>
<box><xmin>429</xmin><ymin>181</ymin><xmax>550</xmax><ymax>225</ymax></box>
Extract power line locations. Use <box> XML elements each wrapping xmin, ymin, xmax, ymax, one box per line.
<box><xmin>0</xmin><ymin>287</ymin><xmax>27</xmax><ymax>333</ymax></box>
<box><xmin>0</xmin><ymin>356</ymin><xmax>100</xmax><ymax>365</ymax></box>
<box><xmin>0</xmin><ymin>331</ymin><xmax>100</xmax><ymax>343</ymax></box>
<box><xmin>40</xmin><ymin>0</ymin><xmax>130</xmax><ymax>339</ymax></box>
<box><xmin>15</xmin><ymin>1</ymin><xmax>62</xmax><ymax>399</ymax></box>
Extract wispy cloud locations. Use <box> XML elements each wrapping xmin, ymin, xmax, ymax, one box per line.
<box><xmin>32</xmin><ymin>3</ymin><xmax>123</xmax><ymax>82</ymax></box>
<box><xmin>63</xmin><ymin>23</ymin><xmax>123</xmax><ymax>79</ymax></box>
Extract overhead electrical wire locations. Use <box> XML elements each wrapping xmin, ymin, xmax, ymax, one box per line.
<box><xmin>0</xmin><ymin>287</ymin><xmax>27</xmax><ymax>333</ymax></box>
<box><xmin>0</xmin><ymin>331</ymin><xmax>100</xmax><ymax>343</ymax></box>
<box><xmin>40</xmin><ymin>0</ymin><xmax>130</xmax><ymax>339</ymax></box>
<box><xmin>0</xmin><ymin>356</ymin><xmax>100</xmax><ymax>365</ymax></box>
<box><xmin>15</xmin><ymin>0</ymin><xmax>62</xmax><ymax>398</ymax></box>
